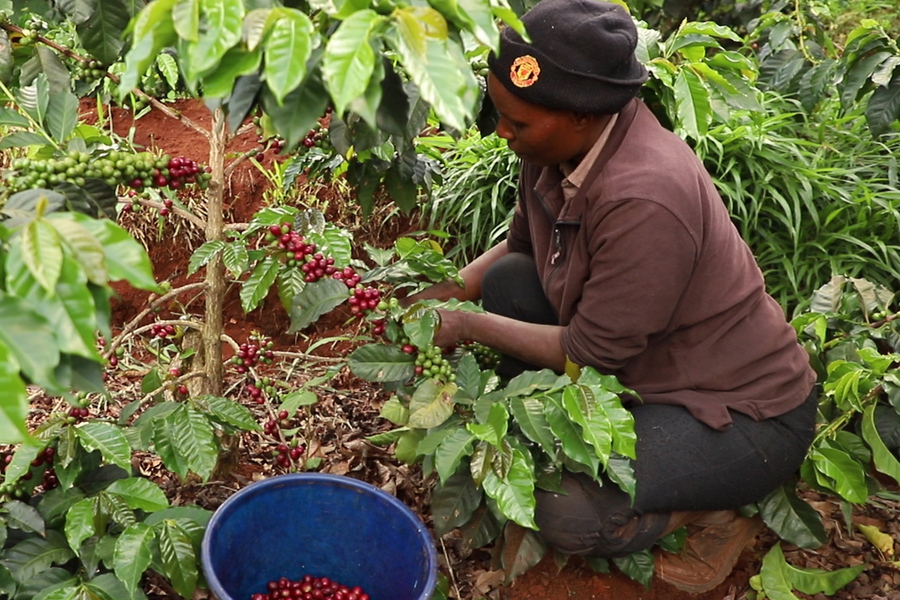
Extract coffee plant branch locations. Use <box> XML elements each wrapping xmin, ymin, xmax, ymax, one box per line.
<box><xmin>105</xmin><ymin>282</ymin><xmax>208</xmax><ymax>360</ymax></box>
<box><xmin>126</xmin><ymin>197</ymin><xmax>207</xmax><ymax>230</ymax></box>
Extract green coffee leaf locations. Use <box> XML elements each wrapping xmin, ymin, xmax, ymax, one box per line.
<box><xmin>467</xmin><ymin>402</ymin><xmax>508</xmax><ymax>447</ymax></box>
<box><xmin>22</xmin><ymin>219</ymin><xmax>63</xmax><ymax>292</ymax></box>
<box><xmin>46</xmin><ymin>91</ymin><xmax>79</xmax><ymax>142</ymax></box>
<box><xmin>431</xmin><ymin>468</ymin><xmax>483</xmax><ymax>536</ymax></box>
<box><xmin>482</xmin><ymin>448</ymin><xmax>536</xmax><ymax>529</ymax></box>
<box><xmin>865</xmin><ymin>73</ymin><xmax>900</xmax><ymax>137</ymax></box>
<box><xmin>72</xmin><ymin>214</ymin><xmax>158</xmax><ymax>290</ymax></box>
<box><xmin>106</xmin><ymin>478</ymin><xmax>169</xmax><ymax>512</ymax></box>
<box><xmin>203</xmin><ymin>395</ymin><xmax>262</xmax><ymax>431</ymax></box>
<box><xmin>453</xmin><ymin>353</ymin><xmax>482</xmax><ymax>400</ymax></box>
<box><xmin>120</xmin><ymin>0</ymin><xmax>178</xmax><ymax>94</ymax></box>
<box><xmin>65</xmin><ymin>498</ymin><xmax>98</xmax><ymax>556</ymax></box>
<box><xmin>37</xmin><ymin>486</ymin><xmax>86</xmax><ymax>527</ymax></box>
<box><xmin>469</xmin><ymin>441</ymin><xmax>492</xmax><ymax>486</ymax></box>
<box><xmin>808</xmin><ymin>446</ymin><xmax>869</xmax><ymax>503</ymax></box>
<box><xmin>612</xmin><ymin>549</ymin><xmax>655</xmax><ymax>588</ymax></box>
<box><xmin>222</xmin><ymin>240</ymin><xmax>250</xmax><ymax>279</ymax></box>
<box><xmin>862</xmin><ymin>403</ymin><xmax>900</xmax><ymax>484</ymax></box>
<box><xmin>673</xmin><ymin>67</ymin><xmax>711</xmax><ymax>140</ymax></box>
<box><xmin>241</xmin><ymin>255</ymin><xmax>279</xmax><ymax>313</ymax></box>
<box><xmin>366</xmin><ymin>428</ymin><xmax>408</xmax><ymax>445</ymax></box>
<box><xmin>4</xmin><ymin>500</ymin><xmax>45</xmax><ymax>535</ymax></box>
<box><xmin>500</xmin><ymin>523</ymin><xmax>546</xmax><ymax>583</ymax></box>
<box><xmin>758</xmin><ymin>482</ymin><xmax>828</xmax><ymax>549</ymax></box>
<box><xmin>2</xmin><ymin>530</ymin><xmax>74</xmax><ymax>583</ymax></box>
<box><xmin>264</xmin><ymin>8</ymin><xmax>315</xmax><ymax>104</ymax></box>
<box><xmin>289</xmin><ymin>277</ymin><xmax>351</xmax><ymax>332</ymax></box>
<box><xmin>158</xmin><ymin>520</ymin><xmax>198</xmax><ymax>600</ymax></box>
<box><xmin>185</xmin><ymin>0</ymin><xmax>243</xmax><ymax>77</ymax></box>
<box><xmin>510</xmin><ymin>396</ymin><xmax>556</xmax><ymax>456</ymax></box>
<box><xmin>606</xmin><ymin>454</ymin><xmax>637</xmax><ymax>501</ymax></box>
<box><xmin>434</xmin><ymin>429</ymin><xmax>475</xmax><ymax>483</ymax></box>
<box><xmin>47</xmin><ymin>217</ymin><xmax>107</xmax><ymax>285</ymax></box>
<box><xmin>563</xmin><ymin>386</ymin><xmax>612</xmax><ymax>466</ymax></box>
<box><xmin>187</xmin><ymin>240</ymin><xmax>225</xmax><ymax>275</ymax></box>
<box><xmin>759</xmin><ymin>542</ymin><xmax>800</xmax><ymax>600</ymax></box>
<box><xmin>380</xmin><ymin>397</ymin><xmax>409</xmax><ymax>425</ymax></box>
<box><xmin>417</xmin><ymin>427</ymin><xmax>456</xmax><ymax>457</ymax></box>
<box><xmin>393</xmin><ymin>429</ymin><xmax>425</xmax><ymax>464</ymax></box>
<box><xmin>114</xmin><ymin>523</ymin><xmax>155</xmax><ymax>598</ymax></box>
<box><xmin>85</xmin><ymin>572</ymin><xmax>147</xmax><ymax>600</ymax></box>
<box><xmin>172</xmin><ymin>0</ymin><xmax>200</xmax><ymax>42</ymax></box>
<box><xmin>0</xmin><ymin>342</ymin><xmax>30</xmax><ymax>444</ymax></box>
<box><xmin>409</xmin><ymin>379</ymin><xmax>457</xmax><ymax>429</ymax></box>
<box><xmin>386</xmin><ymin>24</ymin><xmax>476</xmax><ymax>131</ymax></box>
<box><xmin>348</xmin><ymin>343</ymin><xmax>415</xmax><ymax>382</ymax></box>
<box><xmin>594</xmin><ymin>389</ymin><xmax>636</xmax><ymax>459</ymax></box>
<box><xmin>74</xmin><ymin>421</ymin><xmax>131</xmax><ymax>472</ymax></box>
<box><xmin>458</xmin><ymin>502</ymin><xmax>503</xmax><ymax>552</ymax></box>
<box><xmin>323</xmin><ymin>10</ymin><xmax>382</xmax><ymax>115</ymax></box>
<box><xmin>402</xmin><ymin>308</ymin><xmax>440</xmax><ymax>350</ymax></box>
<box><xmin>544</xmin><ymin>398</ymin><xmax>599</xmax><ymax>476</ymax></box>
<box><xmin>503</xmin><ymin>369</ymin><xmax>566</xmax><ymax>397</ymax></box>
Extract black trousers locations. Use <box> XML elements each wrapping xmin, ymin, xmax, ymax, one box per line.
<box><xmin>482</xmin><ymin>252</ymin><xmax>817</xmax><ymax>557</ymax></box>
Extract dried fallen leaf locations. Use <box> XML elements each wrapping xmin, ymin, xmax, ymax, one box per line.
<box><xmin>472</xmin><ymin>569</ymin><xmax>505</xmax><ymax>594</ymax></box>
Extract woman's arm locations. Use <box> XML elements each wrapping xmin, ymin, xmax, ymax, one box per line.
<box><xmin>435</xmin><ymin>309</ymin><xmax>566</xmax><ymax>372</ymax></box>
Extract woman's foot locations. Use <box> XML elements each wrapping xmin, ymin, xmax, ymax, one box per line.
<box><xmin>654</xmin><ymin>510</ymin><xmax>763</xmax><ymax>593</ymax></box>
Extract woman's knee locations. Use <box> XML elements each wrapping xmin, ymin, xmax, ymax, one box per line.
<box><xmin>533</xmin><ymin>473</ymin><xmax>669</xmax><ymax>558</ymax></box>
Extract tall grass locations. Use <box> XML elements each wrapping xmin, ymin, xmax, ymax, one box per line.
<box><xmin>422</xmin><ymin>129</ymin><xmax>520</xmax><ymax>263</ymax></box>
<box><xmin>697</xmin><ymin>92</ymin><xmax>900</xmax><ymax>314</ymax></box>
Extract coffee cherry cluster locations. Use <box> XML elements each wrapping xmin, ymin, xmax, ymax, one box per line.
<box><xmin>332</xmin><ymin>266</ymin><xmax>362</xmax><ymax>289</ymax></box>
<box><xmin>230</xmin><ymin>340</ymin><xmax>275</xmax><ymax>374</ymax></box>
<box><xmin>300</xmin><ymin>121</ymin><xmax>332</xmax><ymax>152</ymax></box>
<box><xmin>300</xmin><ymin>253</ymin><xmax>336</xmax><ymax>283</ymax></box>
<box><xmin>150</xmin><ymin>322</ymin><xmax>177</xmax><ymax>339</ymax></box>
<box><xmin>31</xmin><ymin>447</ymin><xmax>58</xmax><ymax>490</ymax></box>
<box><xmin>67</xmin><ymin>406</ymin><xmax>91</xmax><ymax>422</ymax></box>
<box><xmin>247</xmin><ymin>383</ymin><xmax>266</xmax><ymax>405</ymax></box>
<box><xmin>370</xmin><ymin>318</ymin><xmax>386</xmax><ymax>337</ymax></box>
<box><xmin>72</xmin><ymin>58</ymin><xmax>107</xmax><ymax>83</ymax></box>
<box><xmin>403</xmin><ymin>343</ymin><xmax>456</xmax><ymax>382</ymax></box>
<box><xmin>6</xmin><ymin>150</ymin><xmax>210</xmax><ymax>193</ymax></box>
<box><xmin>254</xmin><ymin>136</ymin><xmax>287</xmax><ymax>161</ymax></box>
<box><xmin>348</xmin><ymin>285</ymin><xmax>381</xmax><ymax>317</ymax></box>
<box><xmin>264</xmin><ymin>224</ymin><xmax>324</xmax><ymax>270</ymax></box>
<box><xmin>272</xmin><ymin>440</ymin><xmax>305</xmax><ymax>468</ymax></box>
<box><xmin>155</xmin><ymin>155</ymin><xmax>205</xmax><ymax>190</ymax></box>
<box><xmin>462</xmin><ymin>341</ymin><xmax>502</xmax><ymax>370</ymax></box>
<box><xmin>252</xmin><ymin>574</ymin><xmax>370</xmax><ymax>600</ymax></box>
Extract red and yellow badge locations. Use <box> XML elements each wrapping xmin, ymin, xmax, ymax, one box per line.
<box><xmin>510</xmin><ymin>55</ymin><xmax>540</xmax><ymax>88</ymax></box>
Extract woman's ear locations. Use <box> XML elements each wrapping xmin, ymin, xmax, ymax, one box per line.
<box><xmin>571</xmin><ymin>112</ymin><xmax>608</xmax><ymax>132</ymax></box>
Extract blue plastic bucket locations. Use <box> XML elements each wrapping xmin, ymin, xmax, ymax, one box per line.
<box><xmin>201</xmin><ymin>473</ymin><xmax>437</xmax><ymax>600</ymax></box>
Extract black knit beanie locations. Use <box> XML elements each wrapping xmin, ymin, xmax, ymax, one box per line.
<box><xmin>488</xmin><ymin>0</ymin><xmax>649</xmax><ymax>114</ymax></box>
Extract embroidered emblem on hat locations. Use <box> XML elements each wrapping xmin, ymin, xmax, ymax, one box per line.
<box><xmin>510</xmin><ymin>55</ymin><xmax>540</xmax><ymax>88</ymax></box>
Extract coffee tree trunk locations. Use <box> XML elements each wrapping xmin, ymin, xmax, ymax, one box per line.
<box><xmin>202</xmin><ymin>108</ymin><xmax>227</xmax><ymax>397</ymax></box>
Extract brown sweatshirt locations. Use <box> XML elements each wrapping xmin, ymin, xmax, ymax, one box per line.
<box><xmin>506</xmin><ymin>98</ymin><xmax>816</xmax><ymax>430</ymax></box>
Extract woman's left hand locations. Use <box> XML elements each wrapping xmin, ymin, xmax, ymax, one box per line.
<box><xmin>433</xmin><ymin>309</ymin><xmax>468</xmax><ymax>349</ymax></box>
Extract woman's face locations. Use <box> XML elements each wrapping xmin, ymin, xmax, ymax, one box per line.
<box><xmin>487</xmin><ymin>72</ymin><xmax>592</xmax><ymax>167</ymax></box>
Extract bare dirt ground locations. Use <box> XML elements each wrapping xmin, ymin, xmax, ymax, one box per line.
<box><xmin>64</xmin><ymin>99</ymin><xmax>900</xmax><ymax>600</ymax></box>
